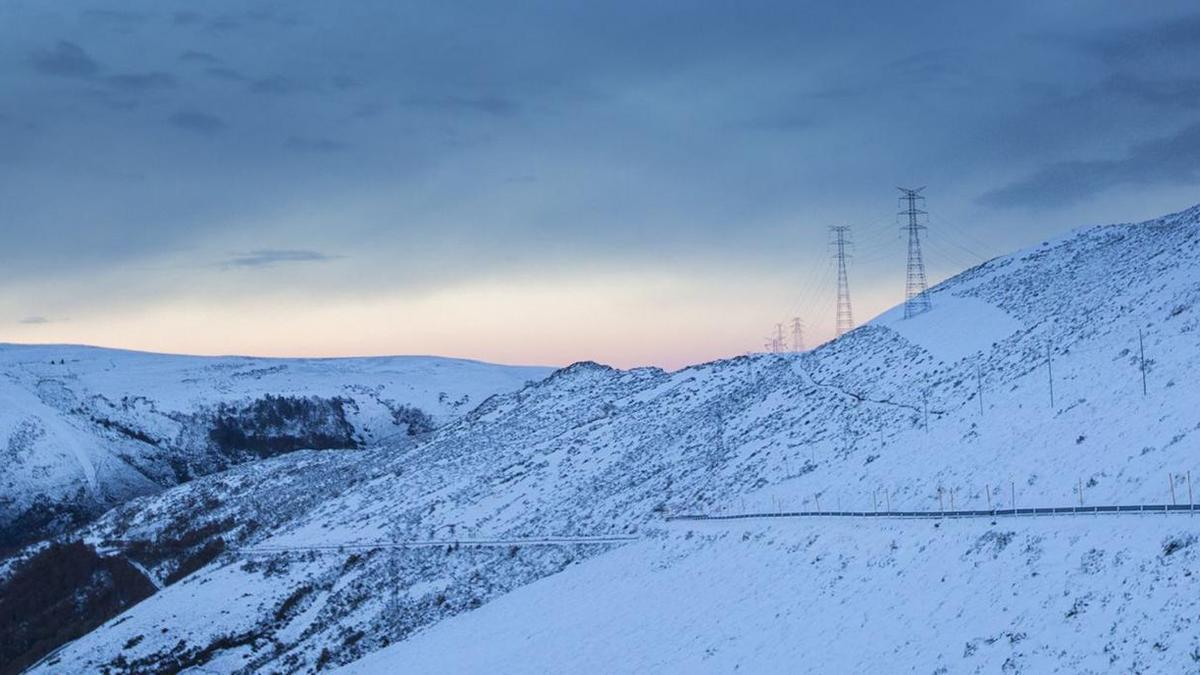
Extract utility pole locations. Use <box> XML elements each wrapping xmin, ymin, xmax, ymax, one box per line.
<box><xmin>791</xmin><ymin>317</ymin><xmax>806</xmax><ymax>352</ymax></box>
<box><xmin>1138</xmin><ymin>329</ymin><xmax>1147</xmax><ymax>396</ymax></box>
<box><xmin>898</xmin><ymin>187</ymin><xmax>931</xmax><ymax>319</ymax></box>
<box><xmin>831</xmin><ymin>226</ymin><xmax>854</xmax><ymax>337</ymax></box>
<box><xmin>976</xmin><ymin>364</ymin><xmax>985</xmax><ymax>416</ymax></box>
<box><xmin>1047</xmin><ymin>344</ymin><xmax>1055</xmax><ymax>408</ymax></box>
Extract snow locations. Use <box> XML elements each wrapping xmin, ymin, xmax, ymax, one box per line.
<box><xmin>0</xmin><ymin>345</ymin><xmax>552</xmax><ymax>541</ymax></box>
<box><xmin>871</xmin><ymin>293</ymin><xmax>1022</xmax><ymax>363</ymax></box>
<box><xmin>18</xmin><ymin>202</ymin><xmax>1200</xmax><ymax>673</ymax></box>
<box><xmin>341</xmin><ymin>516</ymin><xmax>1200</xmax><ymax>674</ymax></box>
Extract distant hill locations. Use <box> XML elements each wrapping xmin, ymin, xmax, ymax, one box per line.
<box><xmin>0</xmin><ymin>345</ymin><xmax>551</xmax><ymax>552</ymax></box>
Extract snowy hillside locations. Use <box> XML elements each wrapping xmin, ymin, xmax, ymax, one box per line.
<box><xmin>9</xmin><ymin>203</ymin><xmax>1200</xmax><ymax>673</ymax></box>
<box><xmin>0</xmin><ymin>345</ymin><xmax>551</xmax><ymax>551</ymax></box>
<box><xmin>342</xmin><ymin>516</ymin><xmax>1200</xmax><ymax>674</ymax></box>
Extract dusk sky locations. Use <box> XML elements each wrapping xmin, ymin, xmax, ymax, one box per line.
<box><xmin>2</xmin><ymin>1</ymin><xmax>1199</xmax><ymax>369</ymax></box>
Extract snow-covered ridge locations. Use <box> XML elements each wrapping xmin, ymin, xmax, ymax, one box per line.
<box><xmin>0</xmin><ymin>345</ymin><xmax>552</xmax><ymax>550</ymax></box>
<box><xmin>14</xmin><ymin>202</ymin><xmax>1200</xmax><ymax>673</ymax></box>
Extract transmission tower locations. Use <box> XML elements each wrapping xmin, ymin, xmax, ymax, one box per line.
<box><xmin>830</xmin><ymin>226</ymin><xmax>854</xmax><ymax>337</ymax></box>
<box><xmin>899</xmin><ymin>187</ymin><xmax>932</xmax><ymax>318</ymax></box>
<box><xmin>790</xmin><ymin>317</ymin><xmax>805</xmax><ymax>352</ymax></box>
<box><xmin>762</xmin><ymin>324</ymin><xmax>785</xmax><ymax>353</ymax></box>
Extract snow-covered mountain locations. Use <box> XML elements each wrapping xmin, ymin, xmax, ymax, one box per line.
<box><xmin>0</xmin><ymin>346</ymin><xmax>551</xmax><ymax>552</ymax></box>
<box><xmin>7</xmin><ymin>203</ymin><xmax>1200</xmax><ymax>673</ymax></box>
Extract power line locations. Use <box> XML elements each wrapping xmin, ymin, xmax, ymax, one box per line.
<box><xmin>899</xmin><ymin>187</ymin><xmax>932</xmax><ymax>319</ymax></box>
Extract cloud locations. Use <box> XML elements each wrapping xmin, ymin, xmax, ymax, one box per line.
<box><xmin>331</xmin><ymin>74</ymin><xmax>359</xmax><ymax>90</ymax></box>
<box><xmin>105</xmin><ymin>72</ymin><xmax>177</xmax><ymax>91</ymax></box>
<box><xmin>1084</xmin><ymin>13</ymin><xmax>1200</xmax><ymax>63</ymax></box>
<box><xmin>81</xmin><ymin>8</ymin><xmax>150</xmax><ymax>29</ymax></box>
<box><xmin>285</xmin><ymin>136</ymin><xmax>348</xmax><ymax>153</ymax></box>
<box><xmin>249</xmin><ymin>75</ymin><xmax>301</xmax><ymax>95</ymax></box>
<box><xmin>30</xmin><ymin>41</ymin><xmax>100</xmax><ymax>78</ymax></box>
<box><xmin>206</xmin><ymin>15</ymin><xmax>242</xmax><ymax>32</ymax></box>
<box><xmin>740</xmin><ymin>110</ymin><xmax>814</xmax><ymax>132</ymax></box>
<box><xmin>978</xmin><ymin>122</ymin><xmax>1200</xmax><ymax>209</ymax></box>
<box><xmin>222</xmin><ymin>249</ymin><xmax>340</xmax><ymax>268</ymax></box>
<box><xmin>168</xmin><ymin>111</ymin><xmax>226</xmax><ymax>135</ymax></box>
<box><xmin>18</xmin><ymin>316</ymin><xmax>50</xmax><ymax>325</ymax></box>
<box><xmin>173</xmin><ymin>11</ymin><xmax>203</xmax><ymax>26</ymax></box>
<box><xmin>399</xmin><ymin>95</ymin><xmax>518</xmax><ymax>116</ymax></box>
<box><xmin>206</xmin><ymin>67</ymin><xmax>247</xmax><ymax>82</ymax></box>
<box><xmin>1097</xmin><ymin>75</ymin><xmax>1200</xmax><ymax>110</ymax></box>
<box><xmin>180</xmin><ymin>49</ymin><xmax>221</xmax><ymax>64</ymax></box>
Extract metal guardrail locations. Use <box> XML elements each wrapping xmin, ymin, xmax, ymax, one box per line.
<box><xmin>96</xmin><ymin>535</ymin><xmax>640</xmax><ymax>556</ymax></box>
<box><xmin>668</xmin><ymin>503</ymin><xmax>1199</xmax><ymax>521</ymax></box>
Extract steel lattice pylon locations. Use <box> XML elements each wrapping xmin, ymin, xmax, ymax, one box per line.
<box><xmin>830</xmin><ymin>226</ymin><xmax>854</xmax><ymax>336</ymax></box>
<box><xmin>899</xmin><ymin>187</ymin><xmax>931</xmax><ymax>319</ymax></box>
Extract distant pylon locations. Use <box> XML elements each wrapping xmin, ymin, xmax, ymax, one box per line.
<box><xmin>790</xmin><ymin>317</ymin><xmax>806</xmax><ymax>352</ymax></box>
<box><xmin>763</xmin><ymin>324</ymin><xmax>785</xmax><ymax>353</ymax></box>
<box><xmin>830</xmin><ymin>226</ymin><xmax>854</xmax><ymax>336</ymax></box>
<box><xmin>899</xmin><ymin>187</ymin><xmax>932</xmax><ymax>318</ymax></box>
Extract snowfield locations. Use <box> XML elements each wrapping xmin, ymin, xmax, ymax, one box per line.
<box><xmin>10</xmin><ymin>202</ymin><xmax>1200</xmax><ymax>673</ymax></box>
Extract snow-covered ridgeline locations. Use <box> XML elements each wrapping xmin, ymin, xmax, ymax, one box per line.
<box><xmin>0</xmin><ymin>346</ymin><xmax>552</xmax><ymax>549</ymax></box>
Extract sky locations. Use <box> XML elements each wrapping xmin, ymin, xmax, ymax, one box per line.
<box><xmin>2</xmin><ymin>1</ymin><xmax>1199</xmax><ymax>369</ymax></box>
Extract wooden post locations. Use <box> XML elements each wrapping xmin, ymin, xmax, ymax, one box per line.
<box><xmin>985</xmin><ymin>484</ymin><xmax>992</xmax><ymax>511</ymax></box>
<box><xmin>1047</xmin><ymin>344</ymin><xmax>1055</xmax><ymax>409</ymax></box>
<box><xmin>1011</xmin><ymin>481</ymin><xmax>1016</xmax><ymax>511</ymax></box>
<box><xmin>949</xmin><ymin>488</ymin><xmax>955</xmax><ymax>511</ymax></box>
<box><xmin>1139</xmin><ymin>329</ymin><xmax>1147</xmax><ymax>396</ymax></box>
<box><xmin>1170</xmin><ymin>473</ymin><xmax>1177</xmax><ymax>506</ymax></box>
<box><xmin>1189</xmin><ymin>472</ymin><xmax>1194</xmax><ymax>515</ymax></box>
<box><xmin>923</xmin><ymin>391</ymin><xmax>930</xmax><ymax>432</ymax></box>
<box><xmin>872</xmin><ymin>490</ymin><xmax>878</xmax><ymax>513</ymax></box>
<box><xmin>1077</xmin><ymin>477</ymin><xmax>1084</xmax><ymax>506</ymax></box>
<box><xmin>977</xmin><ymin>364</ymin><xmax>984</xmax><ymax>416</ymax></box>
<box><xmin>938</xmin><ymin>487</ymin><xmax>944</xmax><ymax>513</ymax></box>
<box><xmin>885</xmin><ymin>489</ymin><xmax>892</xmax><ymax>513</ymax></box>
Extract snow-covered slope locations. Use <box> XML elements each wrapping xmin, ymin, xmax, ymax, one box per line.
<box><xmin>0</xmin><ymin>345</ymin><xmax>551</xmax><ymax>550</ymax></box>
<box><xmin>342</xmin><ymin>516</ymin><xmax>1200</xmax><ymax>674</ymax></box>
<box><xmin>15</xmin><ymin>203</ymin><xmax>1200</xmax><ymax>673</ymax></box>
